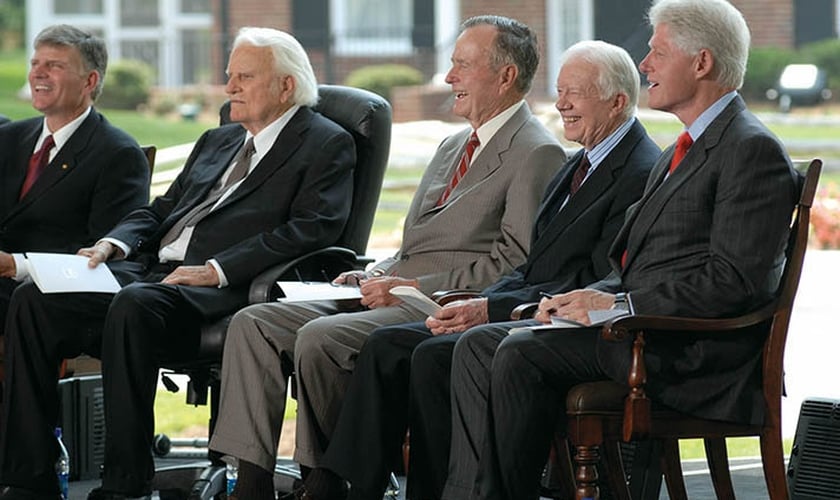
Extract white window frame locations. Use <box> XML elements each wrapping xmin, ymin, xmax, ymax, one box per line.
<box><xmin>330</xmin><ymin>0</ymin><xmax>413</xmax><ymax>56</ymax></box>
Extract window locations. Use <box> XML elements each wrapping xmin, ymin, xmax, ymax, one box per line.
<box><xmin>181</xmin><ymin>29</ymin><xmax>212</xmax><ymax>84</ymax></box>
<box><xmin>54</xmin><ymin>0</ymin><xmax>103</xmax><ymax>14</ymax></box>
<box><xmin>331</xmin><ymin>0</ymin><xmax>412</xmax><ymax>55</ymax></box>
<box><xmin>180</xmin><ymin>0</ymin><xmax>211</xmax><ymax>14</ymax></box>
<box><xmin>120</xmin><ymin>0</ymin><xmax>158</xmax><ymax>26</ymax></box>
<box><xmin>121</xmin><ymin>40</ymin><xmax>159</xmax><ymax>83</ymax></box>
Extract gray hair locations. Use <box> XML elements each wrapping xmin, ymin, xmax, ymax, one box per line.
<box><xmin>34</xmin><ymin>24</ymin><xmax>108</xmax><ymax>101</ymax></box>
<box><xmin>460</xmin><ymin>15</ymin><xmax>539</xmax><ymax>95</ymax></box>
<box><xmin>558</xmin><ymin>40</ymin><xmax>639</xmax><ymax>121</ymax></box>
<box><xmin>648</xmin><ymin>0</ymin><xmax>750</xmax><ymax>89</ymax></box>
<box><xmin>233</xmin><ymin>27</ymin><xmax>319</xmax><ymax>107</ymax></box>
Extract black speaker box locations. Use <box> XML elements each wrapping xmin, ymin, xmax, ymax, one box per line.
<box><xmin>788</xmin><ymin>398</ymin><xmax>840</xmax><ymax>499</ymax></box>
<box><xmin>57</xmin><ymin>374</ymin><xmax>106</xmax><ymax>481</ymax></box>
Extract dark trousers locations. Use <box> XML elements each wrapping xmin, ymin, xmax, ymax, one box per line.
<box><xmin>456</xmin><ymin>326</ymin><xmax>609</xmax><ymax>500</ymax></box>
<box><xmin>322</xmin><ymin>322</ymin><xmax>461</xmax><ymax>500</ymax></box>
<box><xmin>0</xmin><ymin>270</ymin><xmax>202</xmax><ymax>495</ymax></box>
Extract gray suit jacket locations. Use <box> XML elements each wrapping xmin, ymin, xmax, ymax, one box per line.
<box><xmin>592</xmin><ymin>96</ymin><xmax>799</xmax><ymax>425</ymax></box>
<box><xmin>375</xmin><ymin>103</ymin><xmax>564</xmax><ymax>294</ymax></box>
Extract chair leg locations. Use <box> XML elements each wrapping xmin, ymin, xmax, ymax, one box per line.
<box><xmin>573</xmin><ymin>444</ymin><xmax>601</xmax><ymax>500</ymax></box>
<box><xmin>705</xmin><ymin>437</ymin><xmax>735</xmax><ymax>500</ymax></box>
<box><xmin>660</xmin><ymin>439</ymin><xmax>688</xmax><ymax>500</ymax></box>
<box><xmin>760</xmin><ymin>428</ymin><xmax>790</xmax><ymax>500</ymax></box>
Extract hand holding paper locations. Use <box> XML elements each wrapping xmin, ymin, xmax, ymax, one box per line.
<box><xmin>26</xmin><ymin>253</ymin><xmax>121</xmax><ymax>294</ymax></box>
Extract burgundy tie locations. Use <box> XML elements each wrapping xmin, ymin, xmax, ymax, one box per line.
<box><xmin>669</xmin><ymin>131</ymin><xmax>693</xmax><ymax>174</ymax></box>
<box><xmin>569</xmin><ymin>153</ymin><xmax>591</xmax><ymax>197</ymax></box>
<box><xmin>438</xmin><ymin>132</ymin><xmax>480</xmax><ymax>206</ymax></box>
<box><xmin>20</xmin><ymin>135</ymin><xmax>55</xmax><ymax>200</ymax></box>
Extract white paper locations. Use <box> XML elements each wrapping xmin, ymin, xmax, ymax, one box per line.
<box><xmin>26</xmin><ymin>252</ymin><xmax>121</xmax><ymax>294</ymax></box>
<box><xmin>276</xmin><ymin>281</ymin><xmax>362</xmax><ymax>302</ymax></box>
<box><xmin>508</xmin><ymin>309</ymin><xmax>629</xmax><ymax>335</ymax></box>
<box><xmin>389</xmin><ymin>285</ymin><xmax>442</xmax><ymax>316</ymax></box>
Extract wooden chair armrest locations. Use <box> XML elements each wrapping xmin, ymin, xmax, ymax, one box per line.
<box><xmin>431</xmin><ymin>289</ymin><xmax>482</xmax><ymax>306</ymax></box>
<box><xmin>510</xmin><ymin>302</ymin><xmax>538</xmax><ymax>321</ymax></box>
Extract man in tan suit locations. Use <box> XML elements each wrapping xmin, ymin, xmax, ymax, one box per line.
<box><xmin>208</xmin><ymin>15</ymin><xmax>565</xmax><ymax>500</ymax></box>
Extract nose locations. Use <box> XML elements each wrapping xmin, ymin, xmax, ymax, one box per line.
<box><xmin>225</xmin><ymin>76</ymin><xmax>237</xmax><ymax>95</ymax></box>
<box><xmin>639</xmin><ymin>53</ymin><xmax>652</xmax><ymax>74</ymax></box>
<box><xmin>445</xmin><ymin>67</ymin><xmax>456</xmax><ymax>84</ymax></box>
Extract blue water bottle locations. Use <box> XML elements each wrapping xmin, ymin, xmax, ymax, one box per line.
<box><xmin>55</xmin><ymin>427</ymin><xmax>70</xmax><ymax>500</ymax></box>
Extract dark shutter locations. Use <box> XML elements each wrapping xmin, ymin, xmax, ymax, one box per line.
<box><xmin>293</xmin><ymin>0</ymin><xmax>330</xmax><ymax>48</ymax></box>
<box><xmin>412</xmin><ymin>0</ymin><xmax>435</xmax><ymax>48</ymax></box>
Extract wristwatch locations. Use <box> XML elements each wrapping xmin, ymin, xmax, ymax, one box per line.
<box><xmin>612</xmin><ymin>292</ymin><xmax>629</xmax><ymax>311</ymax></box>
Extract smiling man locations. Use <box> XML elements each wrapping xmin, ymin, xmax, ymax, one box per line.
<box><xmin>0</xmin><ymin>24</ymin><xmax>149</xmax><ymax>392</ymax></box>
<box><xmin>0</xmin><ymin>27</ymin><xmax>354</xmax><ymax>500</ymax></box>
<box><xmin>207</xmin><ymin>15</ymin><xmax>565</xmax><ymax>500</ymax></box>
<box><xmin>449</xmin><ymin>0</ymin><xmax>800</xmax><ymax>498</ymax></box>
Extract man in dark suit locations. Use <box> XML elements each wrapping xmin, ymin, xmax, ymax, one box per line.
<box><xmin>301</xmin><ymin>41</ymin><xmax>660</xmax><ymax>500</ymax></box>
<box><xmin>0</xmin><ymin>27</ymin><xmax>354</xmax><ymax>500</ymax></box>
<box><xmin>451</xmin><ymin>1</ymin><xmax>800</xmax><ymax>498</ymax></box>
<box><xmin>0</xmin><ymin>25</ymin><xmax>149</xmax><ymax>379</ymax></box>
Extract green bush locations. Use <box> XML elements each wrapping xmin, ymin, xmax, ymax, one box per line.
<box><xmin>344</xmin><ymin>64</ymin><xmax>424</xmax><ymax>102</ymax></box>
<box><xmin>98</xmin><ymin>59</ymin><xmax>154</xmax><ymax>110</ymax></box>
<box><xmin>743</xmin><ymin>47</ymin><xmax>795</xmax><ymax>101</ymax></box>
<box><xmin>798</xmin><ymin>38</ymin><xmax>840</xmax><ymax>90</ymax></box>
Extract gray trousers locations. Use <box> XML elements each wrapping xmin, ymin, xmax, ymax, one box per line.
<box><xmin>208</xmin><ymin>299</ymin><xmax>427</xmax><ymax>472</ymax></box>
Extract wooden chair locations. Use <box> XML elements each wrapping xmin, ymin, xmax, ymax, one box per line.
<box><xmin>560</xmin><ymin>159</ymin><xmax>821</xmax><ymax>500</ymax></box>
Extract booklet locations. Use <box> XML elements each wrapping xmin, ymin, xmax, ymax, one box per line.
<box><xmin>26</xmin><ymin>252</ymin><xmax>121</xmax><ymax>294</ymax></box>
<box><xmin>508</xmin><ymin>308</ymin><xmax>629</xmax><ymax>334</ymax></box>
<box><xmin>389</xmin><ymin>285</ymin><xmax>442</xmax><ymax>316</ymax></box>
<box><xmin>275</xmin><ymin>281</ymin><xmax>362</xmax><ymax>302</ymax></box>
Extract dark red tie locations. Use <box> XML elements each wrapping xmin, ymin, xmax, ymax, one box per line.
<box><xmin>669</xmin><ymin>131</ymin><xmax>693</xmax><ymax>174</ymax></box>
<box><xmin>438</xmin><ymin>132</ymin><xmax>480</xmax><ymax>205</ymax></box>
<box><xmin>569</xmin><ymin>153</ymin><xmax>590</xmax><ymax>197</ymax></box>
<box><xmin>20</xmin><ymin>135</ymin><xmax>55</xmax><ymax>200</ymax></box>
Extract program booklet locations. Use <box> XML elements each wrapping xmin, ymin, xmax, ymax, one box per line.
<box><xmin>389</xmin><ymin>285</ymin><xmax>442</xmax><ymax>316</ymax></box>
<box><xmin>26</xmin><ymin>252</ymin><xmax>121</xmax><ymax>294</ymax></box>
<box><xmin>508</xmin><ymin>308</ymin><xmax>629</xmax><ymax>334</ymax></box>
<box><xmin>276</xmin><ymin>281</ymin><xmax>362</xmax><ymax>302</ymax></box>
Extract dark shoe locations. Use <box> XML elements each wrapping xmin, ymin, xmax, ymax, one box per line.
<box><xmin>86</xmin><ymin>487</ymin><xmax>151</xmax><ymax>500</ymax></box>
<box><xmin>0</xmin><ymin>486</ymin><xmax>59</xmax><ymax>500</ymax></box>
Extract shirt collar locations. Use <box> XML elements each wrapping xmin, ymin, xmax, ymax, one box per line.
<box><xmin>242</xmin><ymin>104</ymin><xmax>301</xmax><ymax>167</ymax></box>
<box><xmin>685</xmin><ymin>91</ymin><xmax>738</xmax><ymax>141</ymax></box>
<box><xmin>38</xmin><ymin>106</ymin><xmax>91</xmax><ymax>153</ymax></box>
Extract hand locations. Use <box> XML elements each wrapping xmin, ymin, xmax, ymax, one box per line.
<box><xmin>333</xmin><ymin>270</ymin><xmax>369</xmax><ymax>286</ymax></box>
<box><xmin>0</xmin><ymin>251</ymin><xmax>16</xmax><ymax>278</ymax></box>
<box><xmin>534</xmin><ymin>289</ymin><xmax>615</xmax><ymax>326</ymax></box>
<box><xmin>77</xmin><ymin>241</ymin><xmax>123</xmax><ymax>268</ymax></box>
<box><xmin>160</xmin><ymin>263</ymin><xmax>220</xmax><ymax>287</ymax></box>
<box><xmin>426</xmin><ymin>298</ymin><xmax>489</xmax><ymax>335</ymax></box>
<box><xmin>359</xmin><ymin>276</ymin><xmax>419</xmax><ymax>309</ymax></box>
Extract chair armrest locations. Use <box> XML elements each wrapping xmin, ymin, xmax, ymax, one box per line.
<box><xmin>431</xmin><ymin>289</ymin><xmax>482</xmax><ymax>306</ymax></box>
<box><xmin>599</xmin><ymin>302</ymin><xmax>777</xmax><ymax>341</ymax></box>
<box><xmin>248</xmin><ymin>246</ymin><xmax>361</xmax><ymax>303</ymax></box>
<box><xmin>511</xmin><ymin>302</ymin><xmax>539</xmax><ymax>321</ymax></box>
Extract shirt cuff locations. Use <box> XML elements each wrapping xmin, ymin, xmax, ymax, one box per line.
<box><xmin>12</xmin><ymin>253</ymin><xmax>29</xmax><ymax>281</ymax></box>
<box><xmin>208</xmin><ymin>259</ymin><xmax>228</xmax><ymax>288</ymax></box>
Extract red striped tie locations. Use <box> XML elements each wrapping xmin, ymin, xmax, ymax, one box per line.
<box><xmin>438</xmin><ymin>132</ymin><xmax>480</xmax><ymax>205</ymax></box>
<box><xmin>20</xmin><ymin>135</ymin><xmax>55</xmax><ymax>200</ymax></box>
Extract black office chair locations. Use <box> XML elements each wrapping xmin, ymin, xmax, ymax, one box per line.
<box><xmin>151</xmin><ymin>85</ymin><xmax>392</xmax><ymax>500</ymax></box>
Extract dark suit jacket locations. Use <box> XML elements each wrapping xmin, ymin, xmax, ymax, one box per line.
<box><xmin>592</xmin><ymin>96</ymin><xmax>799</xmax><ymax>425</ymax></box>
<box><xmin>482</xmin><ymin>119</ymin><xmax>659</xmax><ymax>321</ymax></box>
<box><xmin>0</xmin><ymin>110</ymin><xmax>150</xmax><ymax>253</ymax></box>
<box><xmin>106</xmin><ymin>106</ymin><xmax>355</xmax><ymax>319</ymax></box>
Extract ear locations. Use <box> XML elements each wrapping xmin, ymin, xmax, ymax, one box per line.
<box><xmin>498</xmin><ymin>64</ymin><xmax>519</xmax><ymax>93</ymax></box>
<box><xmin>694</xmin><ymin>48</ymin><xmax>714</xmax><ymax>80</ymax></box>
<box><xmin>278</xmin><ymin>74</ymin><xmax>296</xmax><ymax>103</ymax></box>
<box><xmin>85</xmin><ymin>70</ymin><xmax>100</xmax><ymax>97</ymax></box>
<box><xmin>610</xmin><ymin>92</ymin><xmax>628</xmax><ymax>117</ymax></box>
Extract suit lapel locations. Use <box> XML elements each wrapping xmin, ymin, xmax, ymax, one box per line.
<box><xmin>1</xmin><ymin>123</ymin><xmax>40</xmax><ymax>221</ymax></box>
<box><xmin>213</xmin><ymin>107</ymin><xmax>310</xmax><ymax>211</ymax></box>
<box><xmin>418</xmin><ymin>128</ymin><xmax>471</xmax><ymax>215</ymax></box>
<box><xmin>620</xmin><ymin>98</ymin><xmax>744</xmax><ymax>271</ymax></box>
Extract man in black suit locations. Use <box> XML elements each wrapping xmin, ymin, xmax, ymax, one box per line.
<box><xmin>451</xmin><ymin>1</ymin><xmax>800</xmax><ymax>498</ymax></box>
<box><xmin>300</xmin><ymin>41</ymin><xmax>660</xmax><ymax>500</ymax></box>
<box><xmin>0</xmin><ymin>25</ymin><xmax>149</xmax><ymax>379</ymax></box>
<box><xmin>0</xmin><ymin>27</ymin><xmax>354</xmax><ymax>500</ymax></box>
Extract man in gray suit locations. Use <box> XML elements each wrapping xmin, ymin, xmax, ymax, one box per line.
<box><xmin>299</xmin><ymin>40</ymin><xmax>660</xmax><ymax>500</ymax></box>
<box><xmin>208</xmin><ymin>15</ymin><xmax>564</xmax><ymax>500</ymax></box>
<box><xmin>450</xmin><ymin>1</ymin><xmax>800</xmax><ymax>498</ymax></box>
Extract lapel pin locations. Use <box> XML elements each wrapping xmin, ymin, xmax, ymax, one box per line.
<box><xmin>62</xmin><ymin>164</ymin><xmax>68</xmax><ymax>169</ymax></box>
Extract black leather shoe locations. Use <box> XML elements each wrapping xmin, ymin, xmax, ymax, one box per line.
<box><xmin>86</xmin><ymin>487</ymin><xmax>151</xmax><ymax>500</ymax></box>
<box><xmin>0</xmin><ymin>486</ymin><xmax>59</xmax><ymax>500</ymax></box>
